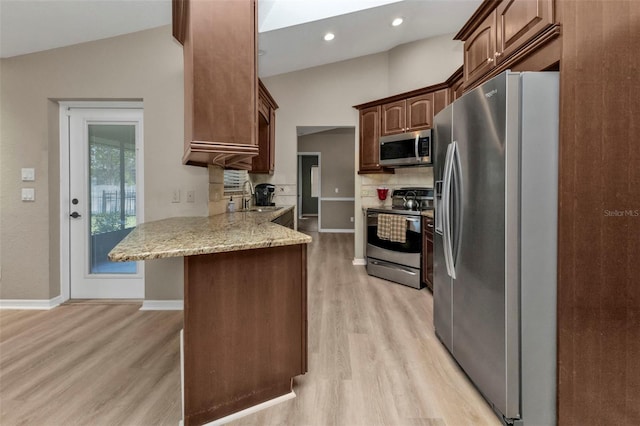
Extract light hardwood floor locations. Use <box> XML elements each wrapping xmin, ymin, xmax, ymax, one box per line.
<box><xmin>0</xmin><ymin>233</ymin><xmax>499</xmax><ymax>426</ymax></box>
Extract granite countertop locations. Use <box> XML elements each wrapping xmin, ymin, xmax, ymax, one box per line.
<box><xmin>421</xmin><ymin>209</ymin><xmax>434</xmax><ymax>218</ymax></box>
<box><xmin>108</xmin><ymin>206</ymin><xmax>311</xmax><ymax>261</ymax></box>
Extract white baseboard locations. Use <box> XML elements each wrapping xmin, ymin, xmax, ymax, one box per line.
<box><xmin>0</xmin><ymin>295</ymin><xmax>64</xmax><ymax>310</ymax></box>
<box><xmin>352</xmin><ymin>258</ymin><xmax>367</xmax><ymax>266</ymax></box>
<box><xmin>319</xmin><ymin>229</ymin><xmax>355</xmax><ymax>233</ymax></box>
<box><xmin>140</xmin><ymin>300</ymin><xmax>183</xmax><ymax>311</ymax></box>
<box><xmin>179</xmin><ymin>390</ymin><xmax>296</xmax><ymax>426</ymax></box>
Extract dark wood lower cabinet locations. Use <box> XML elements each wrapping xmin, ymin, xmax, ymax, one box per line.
<box><xmin>422</xmin><ymin>216</ymin><xmax>434</xmax><ymax>291</ymax></box>
<box><xmin>183</xmin><ymin>244</ymin><xmax>307</xmax><ymax>426</ymax></box>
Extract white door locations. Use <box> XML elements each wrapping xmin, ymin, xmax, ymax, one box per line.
<box><xmin>68</xmin><ymin>108</ymin><xmax>144</xmax><ymax>299</ymax></box>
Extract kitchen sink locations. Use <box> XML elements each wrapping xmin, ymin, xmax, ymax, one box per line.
<box><xmin>239</xmin><ymin>206</ymin><xmax>283</xmax><ymax>213</ymax></box>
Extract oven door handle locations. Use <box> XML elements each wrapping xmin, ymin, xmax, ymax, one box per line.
<box><xmin>369</xmin><ymin>259</ymin><xmax>418</xmax><ymax>276</ymax></box>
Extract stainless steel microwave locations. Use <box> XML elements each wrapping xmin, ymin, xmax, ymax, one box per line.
<box><xmin>379</xmin><ymin>129</ymin><xmax>432</xmax><ymax>167</ymax></box>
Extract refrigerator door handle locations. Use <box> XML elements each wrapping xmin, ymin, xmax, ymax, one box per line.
<box><xmin>442</xmin><ymin>143</ymin><xmax>455</xmax><ymax>278</ymax></box>
<box><xmin>449</xmin><ymin>141</ymin><xmax>463</xmax><ymax>277</ymax></box>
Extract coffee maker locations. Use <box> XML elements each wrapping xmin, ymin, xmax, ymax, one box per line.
<box><xmin>254</xmin><ymin>183</ymin><xmax>275</xmax><ymax>206</ymax></box>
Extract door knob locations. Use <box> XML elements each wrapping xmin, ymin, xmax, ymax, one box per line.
<box><xmin>70</xmin><ymin>212</ymin><xmax>81</xmax><ymax>218</ymax></box>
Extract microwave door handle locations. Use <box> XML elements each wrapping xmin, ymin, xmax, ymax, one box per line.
<box><xmin>415</xmin><ymin>134</ymin><xmax>420</xmax><ymax>160</ymax></box>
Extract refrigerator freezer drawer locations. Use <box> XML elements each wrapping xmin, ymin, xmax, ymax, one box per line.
<box><xmin>366</xmin><ymin>258</ymin><xmax>422</xmax><ymax>289</ymax></box>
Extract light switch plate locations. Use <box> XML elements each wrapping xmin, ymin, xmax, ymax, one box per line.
<box><xmin>21</xmin><ymin>168</ymin><xmax>35</xmax><ymax>181</ymax></box>
<box><xmin>22</xmin><ymin>188</ymin><xmax>35</xmax><ymax>201</ymax></box>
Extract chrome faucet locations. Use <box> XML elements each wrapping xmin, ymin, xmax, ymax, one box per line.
<box><xmin>242</xmin><ymin>180</ymin><xmax>254</xmax><ymax>209</ymax></box>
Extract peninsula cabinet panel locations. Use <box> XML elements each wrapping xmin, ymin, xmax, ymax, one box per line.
<box><xmin>407</xmin><ymin>93</ymin><xmax>434</xmax><ymax>131</ymax></box>
<box><xmin>464</xmin><ymin>9</ymin><xmax>497</xmax><ymax>87</ymax></box>
<box><xmin>381</xmin><ymin>100</ymin><xmax>406</xmax><ymax>136</ymax></box>
<box><xmin>183</xmin><ymin>244</ymin><xmax>307</xmax><ymax>426</ymax></box>
<box><xmin>496</xmin><ymin>0</ymin><xmax>555</xmax><ymax>63</ymax></box>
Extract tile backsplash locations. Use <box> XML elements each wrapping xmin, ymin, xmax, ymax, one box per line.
<box><xmin>360</xmin><ymin>167</ymin><xmax>434</xmax><ymax>208</ymax></box>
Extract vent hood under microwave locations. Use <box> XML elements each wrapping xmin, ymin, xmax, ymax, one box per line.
<box><xmin>379</xmin><ymin>129</ymin><xmax>432</xmax><ymax>167</ymax></box>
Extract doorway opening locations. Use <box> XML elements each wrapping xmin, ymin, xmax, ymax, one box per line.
<box><xmin>296</xmin><ymin>126</ymin><xmax>356</xmax><ymax>233</ymax></box>
<box><xmin>297</xmin><ymin>153</ymin><xmax>320</xmax><ymax>232</ymax></box>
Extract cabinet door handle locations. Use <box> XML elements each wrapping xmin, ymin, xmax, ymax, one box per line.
<box><xmin>487</xmin><ymin>57</ymin><xmax>494</xmax><ymax>63</ymax></box>
<box><xmin>495</xmin><ymin>51</ymin><xmax>502</xmax><ymax>57</ymax></box>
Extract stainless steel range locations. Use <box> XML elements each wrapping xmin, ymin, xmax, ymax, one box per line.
<box><xmin>366</xmin><ymin>187</ymin><xmax>433</xmax><ymax>289</ymax></box>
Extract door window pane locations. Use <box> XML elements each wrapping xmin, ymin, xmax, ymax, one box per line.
<box><xmin>88</xmin><ymin>124</ymin><xmax>137</xmax><ymax>274</ymax></box>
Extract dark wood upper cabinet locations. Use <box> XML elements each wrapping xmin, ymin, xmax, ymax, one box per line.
<box><xmin>407</xmin><ymin>93</ymin><xmax>435</xmax><ymax>131</ymax></box>
<box><xmin>382</xmin><ymin>92</ymin><xmax>437</xmax><ymax>136</ymax></box>
<box><xmin>457</xmin><ymin>0</ymin><xmax>559</xmax><ymax>91</ymax></box>
<box><xmin>381</xmin><ymin>100</ymin><xmax>406</xmax><ymax>136</ymax></box>
<box><xmin>359</xmin><ymin>106</ymin><xmax>388</xmax><ymax>173</ymax></box>
<box><xmin>172</xmin><ymin>0</ymin><xmax>187</xmax><ymax>44</ymax></box>
<box><xmin>463</xmin><ymin>9</ymin><xmax>497</xmax><ymax>87</ymax></box>
<box><xmin>355</xmin><ymin>83</ymin><xmax>447</xmax><ymax>174</ymax></box>
<box><xmin>496</xmin><ymin>0</ymin><xmax>554</xmax><ymax>63</ymax></box>
<box><xmin>432</xmin><ymin>88</ymin><xmax>450</xmax><ymax>117</ymax></box>
<box><xmin>251</xmin><ymin>80</ymin><xmax>278</xmax><ymax>174</ymax></box>
<box><xmin>174</xmin><ymin>0</ymin><xmax>258</xmax><ymax>168</ymax></box>
<box><xmin>446</xmin><ymin>66</ymin><xmax>465</xmax><ymax>102</ymax></box>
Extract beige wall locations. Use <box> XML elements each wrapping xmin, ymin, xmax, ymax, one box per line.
<box><xmin>0</xmin><ymin>26</ymin><xmax>207</xmax><ymax>300</ymax></box>
<box><xmin>388</xmin><ymin>34</ymin><xmax>464</xmax><ymax>94</ymax></box>
<box><xmin>262</xmin><ymin>34</ymin><xmax>462</xmax><ymax>260</ymax></box>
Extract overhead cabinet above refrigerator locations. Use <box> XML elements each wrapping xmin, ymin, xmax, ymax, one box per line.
<box><xmin>433</xmin><ymin>71</ymin><xmax>559</xmax><ymax>425</ymax></box>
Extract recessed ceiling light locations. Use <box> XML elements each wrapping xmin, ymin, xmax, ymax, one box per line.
<box><xmin>258</xmin><ymin>49</ymin><xmax>266</xmax><ymax>56</ymax></box>
<box><xmin>392</xmin><ymin>17</ymin><xmax>404</xmax><ymax>27</ymax></box>
<box><xmin>324</xmin><ymin>32</ymin><xmax>335</xmax><ymax>42</ymax></box>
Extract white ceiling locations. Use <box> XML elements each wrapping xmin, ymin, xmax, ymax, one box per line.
<box><xmin>0</xmin><ymin>0</ymin><xmax>481</xmax><ymax>77</ymax></box>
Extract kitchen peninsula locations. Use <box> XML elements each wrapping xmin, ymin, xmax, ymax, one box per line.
<box><xmin>109</xmin><ymin>206</ymin><xmax>311</xmax><ymax>426</ymax></box>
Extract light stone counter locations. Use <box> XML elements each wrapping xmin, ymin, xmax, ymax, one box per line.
<box><xmin>108</xmin><ymin>206</ymin><xmax>311</xmax><ymax>261</ymax></box>
<box><xmin>421</xmin><ymin>209</ymin><xmax>434</xmax><ymax>219</ymax></box>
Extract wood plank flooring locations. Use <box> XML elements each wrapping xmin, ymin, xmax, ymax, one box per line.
<box><xmin>0</xmin><ymin>233</ymin><xmax>499</xmax><ymax>426</ymax></box>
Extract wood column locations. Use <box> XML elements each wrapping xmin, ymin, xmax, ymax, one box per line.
<box><xmin>557</xmin><ymin>1</ymin><xmax>640</xmax><ymax>424</ymax></box>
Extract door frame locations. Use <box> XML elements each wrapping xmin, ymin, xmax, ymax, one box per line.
<box><xmin>59</xmin><ymin>101</ymin><xmax>144</xmax><ymax>302</ymax></box>
<box><xmin>297</xmin><ymin>152</ymin><xmax>321</xmax><ymax>228</ymax></box>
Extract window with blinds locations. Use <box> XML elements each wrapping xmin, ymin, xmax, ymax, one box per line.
<box><xmin>224</xmin><ymin>170</ymin><xmax>248</xmax><ymax>193</ymax></box>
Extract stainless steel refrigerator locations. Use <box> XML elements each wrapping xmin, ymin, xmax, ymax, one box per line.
<box><xmin>433</xmin><ymin>71</ymin><xmax>558</xmax><ymax>425</ymax></box>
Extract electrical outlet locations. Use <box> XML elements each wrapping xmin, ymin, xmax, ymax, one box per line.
<box><xmin>335</xmin><ymin>188</ymin><xmax>339</xmax><ymax>193</ymax></box>
<box><xmin>172</xmin><ymin>189</ymin><xmax>180</xmax><ymax>203</ymax></box>
<box><xmin>187</xmin><ymin>190</ymin><xmax>195</xmax><ymax>203</ymax></box>
<box><xmin>361</xmin><ymin>189</ymin><xmax>371</xmax><ymax>196</ymax></box>
<box><xmin>350</xmin><ymin>216</ymin><xmax>354</xmax><ymax>223</ymax></box>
